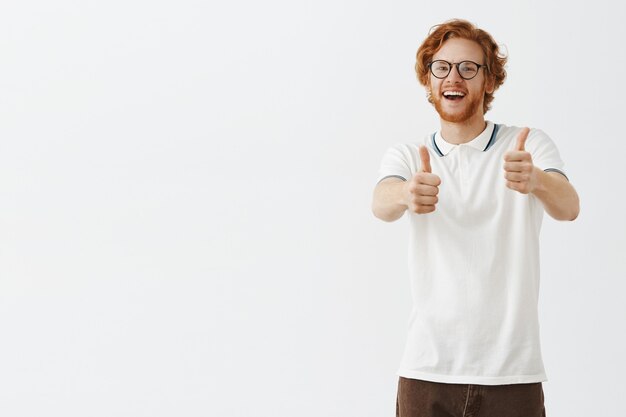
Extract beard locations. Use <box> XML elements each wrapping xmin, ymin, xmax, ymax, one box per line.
<box><xmin>431</xmin><ymin>82</ymin><xmax>485</xmax><ymax>123</ymax></box>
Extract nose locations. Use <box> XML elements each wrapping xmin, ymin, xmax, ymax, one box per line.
<box><xmin>446</xmin><ymin>64</ymin><xmax>463</xmax><ymax>82</ymax></box>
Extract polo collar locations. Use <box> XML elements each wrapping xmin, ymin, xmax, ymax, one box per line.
<box><xmin>431</xmin><ymin>121</ymin><xmax>499</xmax><ymax>157</ymax></box>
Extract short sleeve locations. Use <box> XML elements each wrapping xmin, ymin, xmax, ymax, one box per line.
<box><xmin>526</xmin><ymin>129</ymin><xmax>568</xmax><ymax>180</ymax></box>
<box><xmin>376</xmin><ymin>144</ymin><xmax>414</xmax><ymax>184</ymax></box>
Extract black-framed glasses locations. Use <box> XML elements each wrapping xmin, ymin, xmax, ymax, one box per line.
<box><xmin>428</xmin><ymin>60</ymin><xmax>487</xmax><ymax>80</ymax></box>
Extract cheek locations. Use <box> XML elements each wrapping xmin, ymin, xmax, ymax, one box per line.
<box><xmin>428</xmin><ymin>77</ymin><xmax>442</xmax><ymax>92</ymax></box>
<box><xmin>470</xmin><ymin>79</ymin><xmax>487</xmax><ymax>98</ymax></box>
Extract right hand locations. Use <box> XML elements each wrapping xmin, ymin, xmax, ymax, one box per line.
<box><xmin>404</xmin><ymin>146</ymin><xmax>441</xmax><ymax>214</ymax></box>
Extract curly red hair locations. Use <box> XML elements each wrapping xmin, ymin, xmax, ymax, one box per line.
<box><xmin>415</xmin><ymin>19</ymin><xmax>507</xmax><ymax>114</ymax></box>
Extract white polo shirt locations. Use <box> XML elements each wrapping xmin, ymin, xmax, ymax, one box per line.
<box><xmin>377</xmin><ymin>121</ymin><xmax>567</xmax><ymax>385</ymax></box>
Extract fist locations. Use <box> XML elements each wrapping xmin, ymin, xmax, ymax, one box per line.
<box><xmin>405</xmin><ymin>145</ymin><xmax>441</xmax><ymax>214</ymax></box>
<box><xmin>503</xmin><ymin>127</ymin><xmax>538</xmax><ymax>194</ymax></box>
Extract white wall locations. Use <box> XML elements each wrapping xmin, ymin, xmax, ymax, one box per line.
<box><xmin>0</xmin><ymin>1</ymin><xmax>624</xmax><ymax>416</ymax></box>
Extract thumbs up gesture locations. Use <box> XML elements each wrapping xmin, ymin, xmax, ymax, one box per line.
<box><xmin>404</xmin><ymin>145</ymin><xmax>441</xmax><ymax>214</ymax></box>
<box><xmin>503</xmin><ymin>127</ymin><xmax>538</xmax><ymax>194</ymax></box>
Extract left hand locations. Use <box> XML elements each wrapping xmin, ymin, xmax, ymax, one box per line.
<box><xmin>503</xmin><ymin>127</ymin><xmax>538</xmax><ymax>194</ymax></box>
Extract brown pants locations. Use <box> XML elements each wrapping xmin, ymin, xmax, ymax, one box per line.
<box><xmin>396</xmin><ymin>377</ymin><xmax>546</xmax><ymax>417</ymax></box>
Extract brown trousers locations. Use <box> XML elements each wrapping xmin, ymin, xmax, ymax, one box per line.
<box><xmin>396</xmin><ymin>377</ymin><xmax>546</xmax><ymax>417</ymax></box>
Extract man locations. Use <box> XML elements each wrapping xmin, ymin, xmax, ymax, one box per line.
<box><xmin>372</xmin><ymin>19</ymin><xmax>579</xmax><ymax>417</ymax></box>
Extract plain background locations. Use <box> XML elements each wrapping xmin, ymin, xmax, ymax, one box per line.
<box><xmin>0</xmin><ymin>1</ymin><xmax>624</xmax><ymax>416</ymax></box>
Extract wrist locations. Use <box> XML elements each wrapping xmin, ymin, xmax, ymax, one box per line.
<box><xmin>399</xmin><ymin>181</ymin><xmax>410</xmax><ymax>208</ymax></box>
<box><xmin>531</xmin><ymin>167</ymin><xmax>547</xmax><ymax>195</ymax></box>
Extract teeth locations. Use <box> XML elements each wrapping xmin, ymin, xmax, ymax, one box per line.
<box><xmin>444</xmin><ymin>91</ymin><xmax>465</xmax><ymax>97</ymax></box>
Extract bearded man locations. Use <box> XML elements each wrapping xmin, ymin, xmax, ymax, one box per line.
<box><xmin>372</xmin><ymin>19</ymin><xmax>579</xmax><ymax>417</ymax></box>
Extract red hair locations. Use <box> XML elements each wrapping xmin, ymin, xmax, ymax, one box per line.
<box><xmin>415</xmin><ymin>19</ymin><xmax>507</xmax><ymax>114</ymax></box>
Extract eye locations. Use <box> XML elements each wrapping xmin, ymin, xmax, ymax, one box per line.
<box><xmin>459</xmin><ymin>62</ymin><xmax>478</xmax><ymax>73</ymax></box>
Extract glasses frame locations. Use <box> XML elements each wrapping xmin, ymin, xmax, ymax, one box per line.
<box><xmin>428</xmin><ymin>60</ymin><xmax>488</xmax><ymax>80</ymax></box>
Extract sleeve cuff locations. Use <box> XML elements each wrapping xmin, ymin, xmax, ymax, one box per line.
<box><xmin>543</xmin><ymin>168</ymin><xmax>568</xmax><ymax>181</ymax></box>
<box><xmin>377</xmin><ymin>175</ymin><xmax>407</xmax><ymax>184</ymax></box>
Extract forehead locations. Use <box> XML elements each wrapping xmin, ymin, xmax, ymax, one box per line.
<box><xmin>432</xmin><ymin>38</ymin><xmax>484</xmax><ymax>62</ymax></box>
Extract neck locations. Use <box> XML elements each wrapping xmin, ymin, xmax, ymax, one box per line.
<box><xmin>439</xmin><ymin>112</ymin><xmax>487</xmax><ymax>144</ymax></box>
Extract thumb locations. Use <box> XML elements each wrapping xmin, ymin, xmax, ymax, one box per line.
<box><xmin>419</xmin><ymin>145</ymin><xmax>431</xmax><ymax>173</ymax></box>
<box><xmin>516</xmin><ymin>127</ymin><xmax>530</xmax><ymax>151</ymax></box>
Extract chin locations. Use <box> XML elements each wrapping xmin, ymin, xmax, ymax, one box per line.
<box><xmin>433</xmin><ymin>98</ymin><xmax>483</xmax><ymax>123</ymax></box>
<box><xmin>436</xmin><ymin>107</ymin><xmax>476</xmax><ymax>123</ymax></box>
<box><xmin>440</xmin><ymin>111</ymin><xmax>471</xmax><ymax>123</ymax></box>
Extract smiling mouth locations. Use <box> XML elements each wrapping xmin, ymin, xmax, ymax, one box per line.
<box><xmin>443</xmin><ymin>91</ymin><xmax>466</xmax><ymax>101</ymax></box>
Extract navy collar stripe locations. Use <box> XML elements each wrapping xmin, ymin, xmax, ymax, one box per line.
<box><xmin>483</xmin><ymin>124</ymin><xmax>500</xmax><ymax>151</ymax></box>
<box><xmin>431</xmin><ymin>132</ymin><xmax>444</xmax><ymax>157</ymax></box>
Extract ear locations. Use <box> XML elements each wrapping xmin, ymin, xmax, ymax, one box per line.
<box><xmin>485</xmin><ymin>75</ymin><xmax>496</xmax><ymax>94</ymax></box>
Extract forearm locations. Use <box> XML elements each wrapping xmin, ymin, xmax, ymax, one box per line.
<box><xmin>372</xmin><ymin>179</ymin><xmax>408</xmax><ymax>222</ymax></box>
<box><xmin>531</xmin><ymin>168</ymin><xmax>580</xmax><ymax>221</ymax></box>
